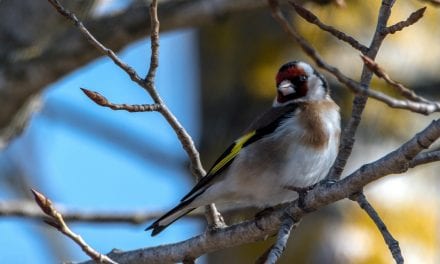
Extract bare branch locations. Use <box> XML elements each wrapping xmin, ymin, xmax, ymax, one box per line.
<box><xmin>269</xmin><ymin>0</ymin><xmax>436</xmax><ymax>183</ymax></box>
<box><xmin>351</xmin><ymin>193</ymin><xmax>403</xmax><ymax>264</ymax></box>
<box><xmin>78</xmin><ymin>119</ymin><xmax>440</xmax><ymax>264</ymax></box>
<box><xmin>257</xmin><ymin>215</ymin><xmax>299</xmax><ymax>264</ymax></box>
<box><xmin>270</xmin><ymin>1</ymin><xmax>440</xmax><ymax>116</ymax></box>
<box><xmin>409</xmin><ymin>149</ymin><xmax>440</xmax><ymax>168</ymax></box>
<box><xmin>145</xmin><ymin>0</ymin><xmax>160</xmax><ymax>83</ymax></box>
<box><xmin>360</xmin><ymin>55</ymin><xmax>433</xmax><ymax>103</ymax></box>
<box><xmin>0</xmin><ymin>0</ymin><xmax>272</xmax><ymax>149</ymax></box>
<box><xmin>46</xmin><ymin>0</ymin><xmax>144</xmax><ymax>86</ymax></box>
<box><xmin>383</xmin><ymin>7</ymin><xmax>426</xmax><ymax>35</ymax></box>
<box><xmin>327</xmin><ymin>0</ymin><xmax>397</xmax><ymax>180</ymax></box>
<box><xmin>80</xmin><ymin>88</ymin><xmax>161</xmax><ymax>112</ymax></box>
<box><xmin>46</xmin><ymin>0</ymin><xmax>224</xmax><ymax>227</ymax></box>
<box><xmin>0</xmin><ymin>200</ymin><xmax>202</xmax><ymax>224</ymax></box>
<box><xmin>31</xmin><ymin>189</ymin><xmax>118</xmax><ymax>264</ymax></box>
<box><xmin>289</xmin><ymin>1</ymin><xmax>369</xmax><ymax>53</ymax></box>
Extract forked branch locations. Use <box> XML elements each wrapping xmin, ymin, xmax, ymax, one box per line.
<box><xmin>45</xmin><ymin>0</ymin><xmax>224</xmax><ymax>227</ymax></box>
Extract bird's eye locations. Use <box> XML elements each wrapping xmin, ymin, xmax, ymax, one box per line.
<box><xmin>299</xmin><ymin>75</ymin><xmax>308</xmax><ymax>82</ymax></box>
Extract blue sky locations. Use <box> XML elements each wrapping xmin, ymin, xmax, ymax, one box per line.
<box><xmin>0</xmin><ymin>29</ymin><xmax>204</xmax><ymax>263</ymax></box>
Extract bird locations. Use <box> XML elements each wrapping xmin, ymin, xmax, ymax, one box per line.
<box><xmin>146</xmin><ymin>61</ymin><xmax>341</xmax><ymax>236</ymax></box>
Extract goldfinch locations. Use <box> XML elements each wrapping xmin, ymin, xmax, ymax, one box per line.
<box><xmin>146</xmin><ymin>61</ymin><xmax>341</xmax><ymax>236</ymax></box>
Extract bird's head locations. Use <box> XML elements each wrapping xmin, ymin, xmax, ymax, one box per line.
<box><xmin>273</xmin><ymin>61</ymin><xmax>329</xmax><ymax>107</ymax></box>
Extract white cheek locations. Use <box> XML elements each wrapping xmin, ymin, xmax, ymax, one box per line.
<box><xmin>297</xmin><ymin>61</ymin><xmax>314</xmax><ymax>76</ymax></box>
<box><xmin>305</xmin><ymin>76</ymin><xmax>325</xmax><ymax>100</ymax></box>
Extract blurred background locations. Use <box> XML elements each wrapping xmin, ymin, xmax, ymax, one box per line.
<box><xmin>0</xmin><ymin>0</ymin><xmax>439</xmax><ymax>263</ymax></box>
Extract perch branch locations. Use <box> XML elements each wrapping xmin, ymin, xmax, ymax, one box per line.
<box><xmin>351</xmin><ymin>192</ymin><xmax>403</xmax><ymax>264</ymax></box>
<box><xmin>31</xmin><ymin>189</ymin><xmax>118</xmax><ymax>264</ymax></box>
<box><xmin>78</xmin><ymin>119</ymin><xmax>440</xmax><ymax>264</ymax></box>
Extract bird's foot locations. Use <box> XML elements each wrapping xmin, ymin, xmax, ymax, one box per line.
<box><xmin>255</xmin><ymin>207</ymin><xmax>275</xmax><ymax>219</ymax></box>
<box><xmin>320</xmin><ymin>178</ymin><xmax>337</xmax><ymax>188</ymax></box>
<box><xmin>254</xmin><ymin>207</ymin><xmax>276</xmax><ymax>231</ymax></box>
<box><xmin>283</xmin><ymin>184</ymin><xmax>318</xmax><ymax>213</ymax></box>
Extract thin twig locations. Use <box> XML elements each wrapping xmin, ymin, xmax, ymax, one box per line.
<box><xmin>351</xmin><ymin>193</ymin><xmax>404</xmax><ymax>264</ymax></box>
<box><xmin>46</xmin><ymin>0</ymin><xmax>224</xmax><ymax>227</ymax></box>
<box><xmin>31</xmin><ymin>189</ymin><xmax>118</xmax><ymax>264</ymax></box>
<box><xmin>409</xmin><ymin>149</ymin><xmax>440</xmax><ymax>168</ymax></box>
<box><xmin>46</xmin><ymin>0</ymin><xmax>144</xmax><ymax>86</ymax></box>
<box><xmin>80</xmin><ymin>88</ymin><xmax>161</xmax><ymax>112</ymax></box>
<box><xmin>257</xmin><ymin>214</ymin><xmax>299</xmax><ymax>264</ymax></box>
<box><xmin>0</xmin><ymin>200</ymin><xmax>203</xmax><ymax>224</ymax></box>
<box><xmin>383</xmin><ymin>7</ymin><xmax>426</xmax><ymax>35</ymax></box>
<box><xmin>145</xmin><ymin>0</ymin><xmax>160</xmax><ymax>84</ymax></box>
<box><xmin>289</xmin><ymin>1</ymin><xmax>369</xmax><ymax>53</ymax></box>
<box><xmin>360</xmin><ymin>55</ymin><xmax>433</xmax><ymax>103</ymax></box>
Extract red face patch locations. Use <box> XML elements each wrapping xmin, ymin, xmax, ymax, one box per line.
<box><xmin>276</xmin><ymin>66</ymin><xmax>306</xmax><ymax>86</ymax></box>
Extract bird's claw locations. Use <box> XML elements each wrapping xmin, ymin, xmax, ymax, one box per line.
<box><xmin>284</xmin><ymin>184</ymin><xmax>318</xmax><ymax>212</ymax></box>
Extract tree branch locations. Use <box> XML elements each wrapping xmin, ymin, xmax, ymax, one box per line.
<box><xmin>383</xmin><ymin>7</ymin><xmax>426</xmax><ymax>35</ymax></box>
<box><xmin>327</xmin><ymin>0</ymin><xmax>396</xmax><ymax>180</ymax></box>
<box><xmin>257</xmin><ymin>214</ymin><xmax>300</xmax><ymax>264</ymax></box>
<box><xmin>351</xmin><ymin>193</ymin><xmax>403</xmax><ymax>264</ymax></box>
<box><xmin>145</xmin><ymin>0</ymin><xmax>160</xmax><ymax>84</ymax></box>
<box><xmin>0</xmin><ymin>0</ymin><xmax>268</xmax><ymax>150</ymax></box>
<box><xmin>268</xmin><ymin>0</ymin><xmax>438</xmax><ymax>185</ymax></box>
<box><xmin>46</xmin><ymin>0</ymin><xmax>224</xmax><ymax>229</ymax></box>
<box><xmin>409</xmin><ymin>149</ymin><xmax>440</xmax><ymax>168</ymax></box>
<box><xmin>360</xmin><ymin>55</ymin><xmax>434</xmax><ymax>103</ymax></box>
<box><xmin>80</xmin><ymin>88</ymin><xmax>162</xmax><ymax>112</ymax></box>
<box><xmin>289</xmin><ymin>1</ymin><xmax>369</xmax><ymax>53</ymax></box>
<box><xmin>46</xmin><ymin>0</ymin><xmax>144</xmax><ymax>85</ymax></box>
<box><xmin>0</xmin><ymin>200</ymin><xmax>200</xmax><ymax>224</ymax></box>
<box><xmin>77</xmin><ymin>119</ymin><xmax>440</xmax><ymax>264</ymax></box>
<box><xmin>31</xmin><ymin>189</ymin><xmax>118</xmax><ymax>264</ymax></box>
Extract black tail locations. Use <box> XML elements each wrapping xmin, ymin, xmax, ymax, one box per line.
<box><xmin>145</xmin><ymin>198</ymin><xmax>196</xmax><ymax>236</ymax></box>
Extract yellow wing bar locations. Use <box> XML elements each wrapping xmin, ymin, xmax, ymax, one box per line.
<box><xmin>209</xmin><ymin>130</ymin><xmax>256</xmax><ymax>175</ymax></box>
